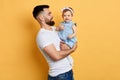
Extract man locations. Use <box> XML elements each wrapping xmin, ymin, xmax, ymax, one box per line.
<box><xmin>32</xmin><ymin>5</ymin><xmax>77</xmax><ymax>80</ymax></box>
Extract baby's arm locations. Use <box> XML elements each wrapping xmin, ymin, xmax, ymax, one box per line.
<box><xmin>68</xmin><ymin>25</ymin><xmax>77</xmax><ymax>39</ymax></box>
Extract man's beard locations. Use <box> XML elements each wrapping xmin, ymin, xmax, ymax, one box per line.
<box><xmin>46</xmin><ymin>21</ymin><xmax>55</xmax><ymax>26</ymax></box>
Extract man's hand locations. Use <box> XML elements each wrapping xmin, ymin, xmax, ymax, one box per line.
<box><xmin>71</xmin><ymin>42</ymin><xmax>77</xmax><ymax>52</ymax></box>
<box><xmin>60</xmin><ymin>42</ymin><xmax>77</xmax><ymax>51</ymax></box>
<box><xmin>60</xmin><ymin>41</ymin><xmax>70</xmax><ymax>50</ymax></box>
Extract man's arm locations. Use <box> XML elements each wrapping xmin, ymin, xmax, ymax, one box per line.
<box><xmin>43</xmin><ymin>43</ymin><xmax>77</xmax><ymax>61</ymax></box>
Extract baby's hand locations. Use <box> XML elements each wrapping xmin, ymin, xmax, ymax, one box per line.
<box><xmin>59</xmin><ymin>25</ymin><xmax>64</xmax><ymax>30</ymax></box>
<box><xmin>68</xmin><ymin>34</ymin><xmax>73</xmax><ymax>39</ymax></box>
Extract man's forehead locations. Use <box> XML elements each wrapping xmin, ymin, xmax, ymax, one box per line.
<box><xmin>43</xmin><ymin>8</ymin><xmax>50</xmax><ymax>12</ymax></box>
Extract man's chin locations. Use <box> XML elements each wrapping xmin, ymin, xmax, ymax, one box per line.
<box><xmin>46</xmin><ymin>21</ymin><xmax>55</xmax><ymax>26</ymax></box>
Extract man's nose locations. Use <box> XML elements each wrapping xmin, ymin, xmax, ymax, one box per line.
<box><xmin>50</xmin><ymin>13</ymin><xmax>53</xmax><ymax>16</ymax></box>
<box><xmin>51</xmin><ymin>15</ymin><xmax>53</xmax><ymax>18</ymax></box>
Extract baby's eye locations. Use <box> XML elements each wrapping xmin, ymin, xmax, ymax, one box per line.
<box><xmin>68</xmin><ymin>15</ymin><xmax>70</xmax><ymax>17</ymax></box>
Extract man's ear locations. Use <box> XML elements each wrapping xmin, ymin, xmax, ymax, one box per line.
<box><xmin>37</xmin><ymin>15</ymin><xmax>44</xmax><ymax>21</ymax></box>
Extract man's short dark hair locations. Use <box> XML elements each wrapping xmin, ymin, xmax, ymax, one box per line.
<box><xmin>32</xmin><ymin>5</ymin><xmax>49</xmax><ymax>19</ymax></box>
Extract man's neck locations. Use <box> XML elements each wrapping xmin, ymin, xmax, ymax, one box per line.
<box><xmin>40</xmin><ymin>22</ymin><xmax>53</xmax><ymax>31</ymax></box>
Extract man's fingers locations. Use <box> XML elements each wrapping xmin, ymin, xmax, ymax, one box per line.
<box><xmin>60</xmin><ymin>41</ymin><xmax>65</xmax><ymax>44</ymax></box>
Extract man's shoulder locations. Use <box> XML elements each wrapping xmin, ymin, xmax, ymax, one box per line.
<box><xmin>37</xmin><ymin>29</ymin><xmax>47</xmax><ymax>39</ymax></box>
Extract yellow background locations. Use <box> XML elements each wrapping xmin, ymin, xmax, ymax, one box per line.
<box><xmin>0</xmin><ymin>0</ymin><xmax>120</xmax><ymax>80</ymax></box>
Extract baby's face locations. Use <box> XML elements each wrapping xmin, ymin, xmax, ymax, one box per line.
<box><xmin>62</xmin><ymin>11</ymin><xmax>73</xmax><ymax>22</ymax></box>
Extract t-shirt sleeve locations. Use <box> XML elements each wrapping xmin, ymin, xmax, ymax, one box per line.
<box><xmin>37</xmin><ymin>33</ymin><xmax>53</xmax><ymax>49</ymax></box>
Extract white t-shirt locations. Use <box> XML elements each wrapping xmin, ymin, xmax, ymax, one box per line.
<box><xmin>36</xmin><ymin>26</ymin><xmax>73</xmax><ymax>77</ymax></box>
